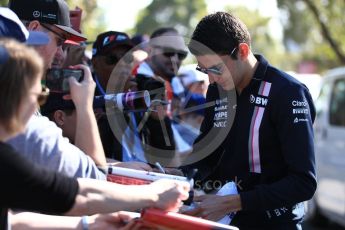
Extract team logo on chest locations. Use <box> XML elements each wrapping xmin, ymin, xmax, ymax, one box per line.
<box><xmin>250</xmin><ymin>94</ymin><xmax>268</xmax><ymax>107</ymax></box>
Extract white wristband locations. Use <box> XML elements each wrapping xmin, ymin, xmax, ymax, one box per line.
<box><xmin>81</xmin><ymin>216</ymin><xmax>89</xmax><ymax>230</ymax></box>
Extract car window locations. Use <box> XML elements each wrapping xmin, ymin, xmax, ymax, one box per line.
<box><xmin>329</xmin><ymin>78</ymin><xmax>345</xmax><ymax>127</ymax></box>
<box><xmin>315</xmin><ymin>82</ymin><xmax>331</xmax><ymax>117</ymax></box>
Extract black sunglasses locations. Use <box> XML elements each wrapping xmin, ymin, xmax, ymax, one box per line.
<box><xmin>196</xmin><ymin>64</ymin><xmax>223</xmax><ymax>75</ymax></box>
<box><xmin>154</xmin><ymin>46</ymin><xmax>188</xmax><ymax>61</ymax></box>
<box><xmin>195</xmin><ymin>46</ymin><xmax>238</xmax><ymax>75</ymax></box>
<box><xmin>41</xmin><ymin>24</ymin><xmax>66</xmax><ymax>47</ymax></box>
<box><xmin>103</xmin><ymin>53</ymin><xmax>133</xmax><ymax>65</ymax></box>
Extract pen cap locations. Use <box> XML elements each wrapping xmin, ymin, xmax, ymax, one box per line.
<box><xmin>183</xmin><ymin>189</ymin><xmax>194</xmax><ymax>206</ymax></box>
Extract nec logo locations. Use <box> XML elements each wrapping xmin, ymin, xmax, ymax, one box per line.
<box><xmin>250</xmin><ymin>94</ymin><xmax>268</xmax><ymax>106</ymax></box>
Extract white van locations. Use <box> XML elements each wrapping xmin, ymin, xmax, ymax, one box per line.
<box><xmin>288</xmin><ymin>72</ymin><xmax>322</xmax><ymax>101</ymax></box>
<box><xmin>306</xmin><ymin>67</ymin><xmax>345</xmax><ymax>226</ymax></box>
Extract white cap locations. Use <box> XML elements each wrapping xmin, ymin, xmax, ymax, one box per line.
<box><xmin>0</xmin><ymin>7</ymin><xmax>50</xmax><ymax>45</ymax></box>
<box><xmin>178</xmin><ymin>64</ymin><xmax>208</xmax><ymax>87</ymax></box>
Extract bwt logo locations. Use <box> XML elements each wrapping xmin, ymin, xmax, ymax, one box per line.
<box><xmin>250</xmin><ymin>94</ymin><xmax>268</xmax><ymax>106</ymax></box>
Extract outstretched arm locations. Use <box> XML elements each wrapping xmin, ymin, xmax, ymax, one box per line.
<box><xmin>11</xmin><ymin>211</ymin><xmax>138</xmax><ymax>230</ymax></box>
<box><xmin>66</xmin><ymin>178</ymin><xmax>190</xmax><ymax>216</ymax></box>
<box><xmin>67</xmin><ymin>64</ymin><xmax>107</xmax><ymax>166</ymax></box>
<box><xmin>1</xmin><ymin>146</ymin><xmax>189</xmax><ymax>217</ymax></box>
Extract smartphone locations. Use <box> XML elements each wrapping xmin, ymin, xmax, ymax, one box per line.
<box><xmin>45</xmin><ymin>68</ymin><xmax>84</xmax><ymax>93</ymax></box>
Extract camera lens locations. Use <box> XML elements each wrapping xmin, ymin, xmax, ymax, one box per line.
<box><xmin>101</xmin><ymin>90</ymin><xmax>151</xmax><ymax>112</ymax></box>
<box><xmin>120</xmin><ymin>91</ymin><xmax>150</xmax><ymax>111</ymax></box>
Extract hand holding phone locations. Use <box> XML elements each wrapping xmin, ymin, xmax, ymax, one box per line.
<box><xmin>66</xmin><ymin>65</ymin><xmax>96</xmax><ymax>109</ymax></box>
<box><xmin>45</xmin><ymin>68</ymin><xmax>84</xmax><ymax>93</ymax></box>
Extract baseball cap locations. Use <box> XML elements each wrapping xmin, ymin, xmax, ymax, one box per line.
<box><xmin>9</xmin><ymin>0</ymin><xmax>86</xmax><ymax>42</ymax></box>
<box><xmin>179</xmin><ymin>64</ymin><xmax>208</xmax><ymax>87</ymax></box>
<box><xmin>92</xmin><ymin>31</ymin><xmax>133</xmax><ymax>57</ymax></box>
<box><xmin>185</xmin><ymin>93</ymin><xmax>206</xmax><ymax>116</ymax></box>
<box><xmin>0</xmin><ymin>7</ymin><xmax>49</xmax><ymax>45</ymax></box>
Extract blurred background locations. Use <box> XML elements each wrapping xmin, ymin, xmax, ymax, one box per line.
<box><xmin>1</xmin><ymin>0</ymin><xmax>344</xmax><ymax>73</ymax></box>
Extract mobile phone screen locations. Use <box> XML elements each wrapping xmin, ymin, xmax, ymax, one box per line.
<box><xmin>46</xmin><ymin>68</ymin><xmax>84</xmax><ymax>93</ymax></box>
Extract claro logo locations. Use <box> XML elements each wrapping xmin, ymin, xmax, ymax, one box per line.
<box><xmin>292</xmin><ymin>100</ymin><xmax>308</xmax><ymax>107</ymax></box>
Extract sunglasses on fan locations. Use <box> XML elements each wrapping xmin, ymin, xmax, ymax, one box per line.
<box><xmin>153</xmin><ymin>46</ymin><xmax>188</xmax><ymax>61</ymax></box>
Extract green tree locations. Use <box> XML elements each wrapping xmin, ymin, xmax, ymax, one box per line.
<box><xmin>277</xmin><ymin>0</ymin><xmax>345</xmax><ymax>70</ymax></box>
<box><xmin>65</xmin><ymin>0</ymin><xmax>106</xmax><ymax>42</ymax></box>
<box><xmin>224</xmin><ymin>6</ymin><xmax>292</xmax><ymax>70</ymax></box>
<box><xmin>0</xmin><ymin>0</ymin><xmax>8</xmax><ymax>6</ymax></box>
<box><xmin>133</xmin><ymin>0</ymin><xmax>207</xmax><ymax>37</ymax></box>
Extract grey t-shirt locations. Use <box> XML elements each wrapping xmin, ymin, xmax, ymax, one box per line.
<box><xmin>7</xmin><ymin>115</ymin><xmax>106</xmax><ymax>180</ymax></box>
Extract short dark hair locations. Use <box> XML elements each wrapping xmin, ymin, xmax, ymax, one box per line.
<box><xmin>150</xmin><ymin>27</ymin><xmax>178</xmax><ymax>39</ymax></box>
<box><xmin>40</xmin><ymin>92</ymin><xmax>76</xmax><ymax>117</ymax></box>
<box><xmin>44</xmin><ymin>109</ymin><xmax>74</xmax><ymax>123</ymax></box>
<box><xmin>0</xmin><ymin>38</ymin><xmax>43</xmax><ymax>133</ymax></box>
<box><xmin>188</xmin><ymin>12</ymin><xmax>251</xmax><ymax>57</ymax></box>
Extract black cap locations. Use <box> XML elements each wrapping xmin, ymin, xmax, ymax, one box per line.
<box><xmin>9</xmin><ymin>0</ymin><xmax>86</xmax><ymax>42</ymax></box>
<box><xmin>92</xmin><ymin>31</ymin><xmax>133</xmax><ymax>57</ymax></box>
<box><xmin>40</xmin><ymin>92</ymin><xmax>75</xmax><ymax>115</ymax></box>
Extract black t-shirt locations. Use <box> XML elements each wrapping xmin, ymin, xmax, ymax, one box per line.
<box><xmin>0</xmin><ymin>141</ymin><xmax>79</xmax><ymax>229</ymax></box>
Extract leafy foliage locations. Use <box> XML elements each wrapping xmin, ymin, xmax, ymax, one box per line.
<box><xmin>277</xmin><ymin>0</ymin><xmax>345</xmax><ymax>70</ymax></box>
<box><xmin>0</xmin><ymin>0</ymin><xmax>7</xmax><ymax>6</ymax></box>
<box><xmin>133</xmin><ymin>0</ymin><xmax>207</xmax><ymax>37</ymax></box>
<box><xmin>2</xmin><ymin>0</ymin><xmax>343</xmax><ymax>71</ymax></box>
<box><xmin>225</xmin><ymin>6</ymin><xmax>292</xmax><ymax>70</ymax></box>
<box><xmin>64</xmin><ymin>0</ymin><xmax>106</xmax><ymax>42</ymax></box>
